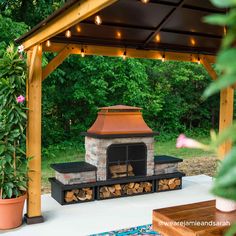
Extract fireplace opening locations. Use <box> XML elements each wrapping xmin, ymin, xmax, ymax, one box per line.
<box><xmin>107</xmin><ymin>143</ymin><xmax>147</xmax><ymax>180</ymax></box>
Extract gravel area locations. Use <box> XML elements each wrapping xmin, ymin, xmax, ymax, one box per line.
<box><xmin>178</xmin><ymin>157</ymin><xmax>218</xmax><ymax>177</ymax></box>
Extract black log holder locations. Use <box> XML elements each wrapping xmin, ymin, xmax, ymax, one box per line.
<box><xmin>49</xmin><ymin>172</ymin><xmax>185</xmax><ymax>205</ymax></box>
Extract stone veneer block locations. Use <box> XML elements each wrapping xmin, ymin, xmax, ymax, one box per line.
<box><xmin>51</xmin><ymin>161</ymin><xmax>97</xmax><ymax>185</ymax></box>
<box><xmin>85</xmin><ymin>136</ymin><xmax>155</xmax><ymax>181</ymax></box>
<box><xmin>55</xmin><ymin>171</ymin><xmax>96</xmax><ymax>185</ymax></box>
<box><xmin>154</xmin><ymin>163</ymin><xmax>178</xmax><ymax>175</ymax></box>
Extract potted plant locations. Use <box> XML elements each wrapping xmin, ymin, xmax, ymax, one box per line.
<box><xmin>0</xmin><ymin>44</ymin><xmax>28</xmax><ymax>229</ymax></box>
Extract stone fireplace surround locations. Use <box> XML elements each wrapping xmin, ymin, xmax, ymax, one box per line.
<box><xmin>85</xmin><ymin>136</ymin><xmax>155</xmax><ymax>181</ymax></box>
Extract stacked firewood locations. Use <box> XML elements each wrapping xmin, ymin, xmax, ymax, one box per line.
<box><xmin>158</xmin><ymin>178</ymin><xmax>181</xmax><ymax>191</ymax></box>
<box><xmin>109</xmin><ymin>164</ymin><xmax>135</xmax><ymax>178</ymax></box>
<box><xmin>99</xmin><ymin>181</ymin><xmax>152</xmax><ymax>199</ymax></box>
<box><xmin>64</xmin><ymin>188</ymin><xmax>93</xmax><ymax>203</ymax></box>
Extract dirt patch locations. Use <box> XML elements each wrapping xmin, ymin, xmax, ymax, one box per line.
<box><xmin>178</xmin><ymin>157</ymin><xmax>218</xmax><ymax>177</ymax></box>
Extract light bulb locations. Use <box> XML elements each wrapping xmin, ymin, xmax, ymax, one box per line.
<box><xmin>190</xmin><ymin>38</ymin><xmax>196</xmax><ymax>46</ymax></box>
<box><xmin>155</xmin><ymin>34</ymin><xmax>161</xmax><ymax>43</ymax></box>
<box><xmin>197</xmin><ymin>56</ymin><xmax>201</xmax><ymax>64</ymax></box>
<box><xmin>65</xmin><ymin>30</ymin><xmax>72</xmax><ymax>38</ymax></box>
<box><xmin>76</xmin><ymin>25</ymin><xmax>81</xmax><ymax>33</ymax></box>
<box><xmin>46</xmin><ymin>40</ymin><xmax>51</xmax><ymax>47</ymax></box>
<box><xmin>141</xmin><ymin>0</ymin><xmax>149</xmax><ymax>3</ymax></box>
<box><xmin>224</xmin><ymin>26</ymin><xmax>227</xmax><ymax>36</ymax></box>
<box><xmin>95</xmin><ymin>15</ymin><xmax>102</xmax><ymax>25</ymax></box>
<box><xmin>81</xmin><ymin>48</ymin><xmax>85</xmax><ymax>57</ymax></box>
<box><xmin>122</xmin><ymin>51</ymin><xmax>127</xmax><ymax>60</ymax></box>
<box><xmin>116</xmin><ymin>31</ymin><xmax>122</xmax><ymax>39</ymax></box>
<box><xmin>162</xmin><ymin>54</ymin><xmax>165</xmax><ymax>62</ymax></box>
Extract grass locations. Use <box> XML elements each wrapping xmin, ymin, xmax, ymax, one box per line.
<box><xmin>155</xmin><ymin>137</ymin><xmax>215</xmax><ymax>159</ymax></box>
<box><xmin>42</xmin><ymin>136</ymin><xmax>215</xmax><ymax>192</ymax></box>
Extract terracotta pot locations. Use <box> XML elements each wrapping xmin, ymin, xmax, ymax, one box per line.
<box><xmin>0</xmin><ymin>193</ymin><xmax>27</xmax><ymax>230</ymax></box>
<box><xmin>216</xmin><ymin>197</ymin><xmax>236</xmax><ymax>212</ymax></box>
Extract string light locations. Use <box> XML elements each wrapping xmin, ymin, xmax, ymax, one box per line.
<box><xmin>46</xmin><ymin>40</ymin><xmax>51</xmax><ymax>47</ymax></box>
<box><xmin>155</xmin><ymin>34</ymin><xmax>161</xmax><ymax>43</ymax></box>
<box><xmin>65</xmin><ymin>30</ymin><xmax>72</xmax><ymax>38</ymax></box>
<box><xmin>224</xmin><ymin>26</ymin><xmax>227</xmax><ymax>36</ymax></box>
<box><xmin>81</xmin><ymin>48</ymin><xmax>85</xmax><ymax>57</ymax></box>
<box><xmin>95</xmin><ymin>15</ymin><xmax>102</xmax><ymax>25</ymax></box>
<box><xmin>197</xmin><ymin>56</ymin><xmax>201</xmax><ymax>64</ymax></box>
<box><xmin>116</xmin><ymin>31</ymin><xmax>122</xmax><ymax>39</ymax></box>
<box><xmin>141</xmin><ymin>0</ymin><xmax>149</xmax><ymax>3</ymax></box>
<box><xmin>122</xmin><ymin>50</ymin><xmax>127</xmax><ymax>60</ymax></box>
<box><xmin>38</xmin><ymin>45</ymin><xmax>42</xmax><ymax>51</ymax></box>
<box><xmin>190</xmin><ymin>38</ymin><xmax>196</xmax><ymax>46</ymax></box>
<box><xmin>161</xmin><ymin>53</ymin><xmax>165</xmax><ymax>62</ymax></box>
<box><xmin>76</xmin><ymin>25</ymin><xmax>81</xmax><ymax>33</ymax></box>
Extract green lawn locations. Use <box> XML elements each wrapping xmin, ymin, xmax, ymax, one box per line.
<box><xmin>42</xmin><ymin>137</ymin><xmax>215</xmax><ymax>192</ymax></box>
<box><xmin>155</xmin><ymin>137</ymin><xmax>215</xmax><ymax>159</ymax></box>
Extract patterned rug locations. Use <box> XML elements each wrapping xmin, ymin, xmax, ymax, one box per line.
<box><xmin>90</xmin><ymin>224</ymin><xmax>160</xmax><ymax>236</ymax></box>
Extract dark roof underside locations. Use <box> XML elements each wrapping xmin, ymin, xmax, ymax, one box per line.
<box><xmin>16</xmin><ymin>0</ymin><xmax>226</xmax><ymax>55</ymax></box>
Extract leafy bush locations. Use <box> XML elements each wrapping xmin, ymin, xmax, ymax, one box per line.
<box><xmin>0</xmin><ymin>44</ymin><xmax>28</xmax><ymax>199</ymax></box>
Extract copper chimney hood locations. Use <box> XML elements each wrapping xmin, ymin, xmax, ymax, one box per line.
<box><xmin>84</xmin><ymin>105</ymin><xmax>156</xmax><ymax>138</ymax></box>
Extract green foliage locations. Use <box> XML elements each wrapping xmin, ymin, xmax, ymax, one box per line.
<box><xmin>0</xmin><ymin>44</ymin><xmax>28</xmax><ymax>199</ymax></box>
<box><xmin>42</xmin><ymin>55</ymin><xmax>218</xmax><ymax>146</ymax></box>
<box><xmin>204</xmin><ymin>0</ymin><xmax>236</xmax><ymax>97</ymax></box>
<box><xmin>0</xmin><ymin>0</ymin><xmax>65</xmax><ymax>27</ymax></box>
<box><xmin>0</xmin><ymin>14</ymin><xmax>28</xmax><ymax>46</ymax></box>
<box><xmin>205</xmin><ymin>0</ymin><xmax>236</xmax><ymax>202</ymax></box>
<box><xmin>212</xmin><ymin>148</ymin><xmax>236</xmax><ymax>200</ymax></box>
<box><xmin>205</xmin><ymin>1</ymin><xmax>236</xmax><ymax>234</ymax></box>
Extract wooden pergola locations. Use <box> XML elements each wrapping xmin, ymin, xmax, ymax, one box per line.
<box><xmin>16</xmin><ymin>0</ymin><xmax>234</xmax><ymax>223</ymax></box>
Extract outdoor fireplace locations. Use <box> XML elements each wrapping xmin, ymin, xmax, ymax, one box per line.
<box><xmin>84</xmin><ymin>105</ymin><xmax>155</xmax><ymax>181</ymax></box>
<box><xmin>50</xmin><ymin>105</ymin><xmax>185</xmax><ymax>205</ymax></box>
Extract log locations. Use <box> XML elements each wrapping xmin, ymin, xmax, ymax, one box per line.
<box><xmin>108</xmin><ymin>186</ymin><xmax>116</xmax><ymax>193</ymax></box>
<box><xmin>64</xmin><ymin>191</ymin><xmax>74</xmax><ymax>203</ymax></box>
<box><xmin>114</xmin><ymin>184</ymin><xmax>122</xmax><ymax>190</ymax></box>
<box><xmin>109</xmin><ymin>164</ymin><xmax>133</xmax><ymax>174</ymax></box>
<box><xmin>128</xmin><ymin>183</ymin><xmax>135</xmax><ymax>189</ymax></box>
<box><xmin>114</xmin><ymin>190</ymin><xmax>121</xmax><ymax>196</ymax></box>
<box><xmin>99</xmin><ymin>181</ymin><xmax>153</xmax><ymax>199</ymax></box>
<box><xmin>134</xmin><ymin>183</ymin><xmax>140</xmax><ymax>189</ymax></box>
<box><xmin>77</xmin><ymin>190</ymin><xmax>87</xmax><ymax>201</ymax></box>
<box><xmin>109</xmin><ymin>164</ymin><xmax>134</xmax><ymax>179</ymax></box>
<box><xmin>175</xmin><ymin>179</ymin><xmax>181</xmax><ymax>186</ymax></box>
<box><xmin>137</xmin><ymin>187</ymin><xmax>144</xmax><ymax>193</ymax></box>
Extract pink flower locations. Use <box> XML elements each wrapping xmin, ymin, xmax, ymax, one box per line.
<box><xmin>176</xmin><ymin>134</ymin><xmax>205</xmax><ymax>149</ymax></box>
<box><xmin>16</xmin><ymin>95</ymin><xmax>25</xmax><ymax>103</ymax></box>
<box><xmin>18</xmin><ymin>45</ymin><xmax>24</xmax><ymax>53</ymax></box>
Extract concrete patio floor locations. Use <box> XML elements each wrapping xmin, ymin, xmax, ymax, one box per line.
<box><xmin>2</xmin><ymin>175</ymin><xmax>215</xmax><ymax>236</ymax></box>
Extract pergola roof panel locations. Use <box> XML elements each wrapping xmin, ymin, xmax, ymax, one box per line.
<box><xmin>85</xmin><ymin>0</ymin><xmax>173</xmax><ymax>29</ymax></box>
<box><xmin>16</xmin><ymin>0</ymin><xmax>226</xmax><ymax>55</ymax></box>
<box><xmin>165</xmin><ymin>8</ymin><xmax>224</xmax><ymax>36</ymax></box>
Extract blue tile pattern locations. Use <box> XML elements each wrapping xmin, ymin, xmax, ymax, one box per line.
<box><xmin>90</xmin><ymin>224</ymin><xmax>160</xmax><ymax>236</ymax></box>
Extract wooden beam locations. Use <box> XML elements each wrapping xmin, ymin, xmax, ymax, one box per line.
<box><xmin>22</xmin><ymin>0</ymin><xmax>118</xmax><ymax>50</ymax></box>
<box><xmin>218</xmin><ymin>87</ymin><xmax>234</xmax><ymax>159</ymax></box>
<box><xmin>43</xmin><ymin>43</ymin><xmax>216</xmax><ymax>63</ymax></box>
<box><xmin>42</xmin><ymin>45</ymin><xmax>71</xmax><ymax>80</ymax></box>
<box><xmin>28</xmin><ymin>45</ymin><xmax>38</xmax><ymax>83</ymax></box>
<box><xmin>26</xmin><ymin>45</ymin><xmax>43</xmax><ymax>218</ymax></box>
<box><xmin>201</xmin><ymin>56</ymin><xmax>217</xmax><ymax>80</ymax></box>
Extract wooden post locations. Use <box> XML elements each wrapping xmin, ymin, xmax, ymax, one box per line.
<box><xmin>25</xmin><ymin>45</ymin><xmax>44</xmax><ymax>224</ymax></box>
<box><xmin>201</xmin><ymin>58</ymin><xmax>234</xmax><ymax>159</ymax></box>
<box><xmin>219</xmin><ymin>87</ymin><xmax>234</xmax><ymax>159</ymax></box>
